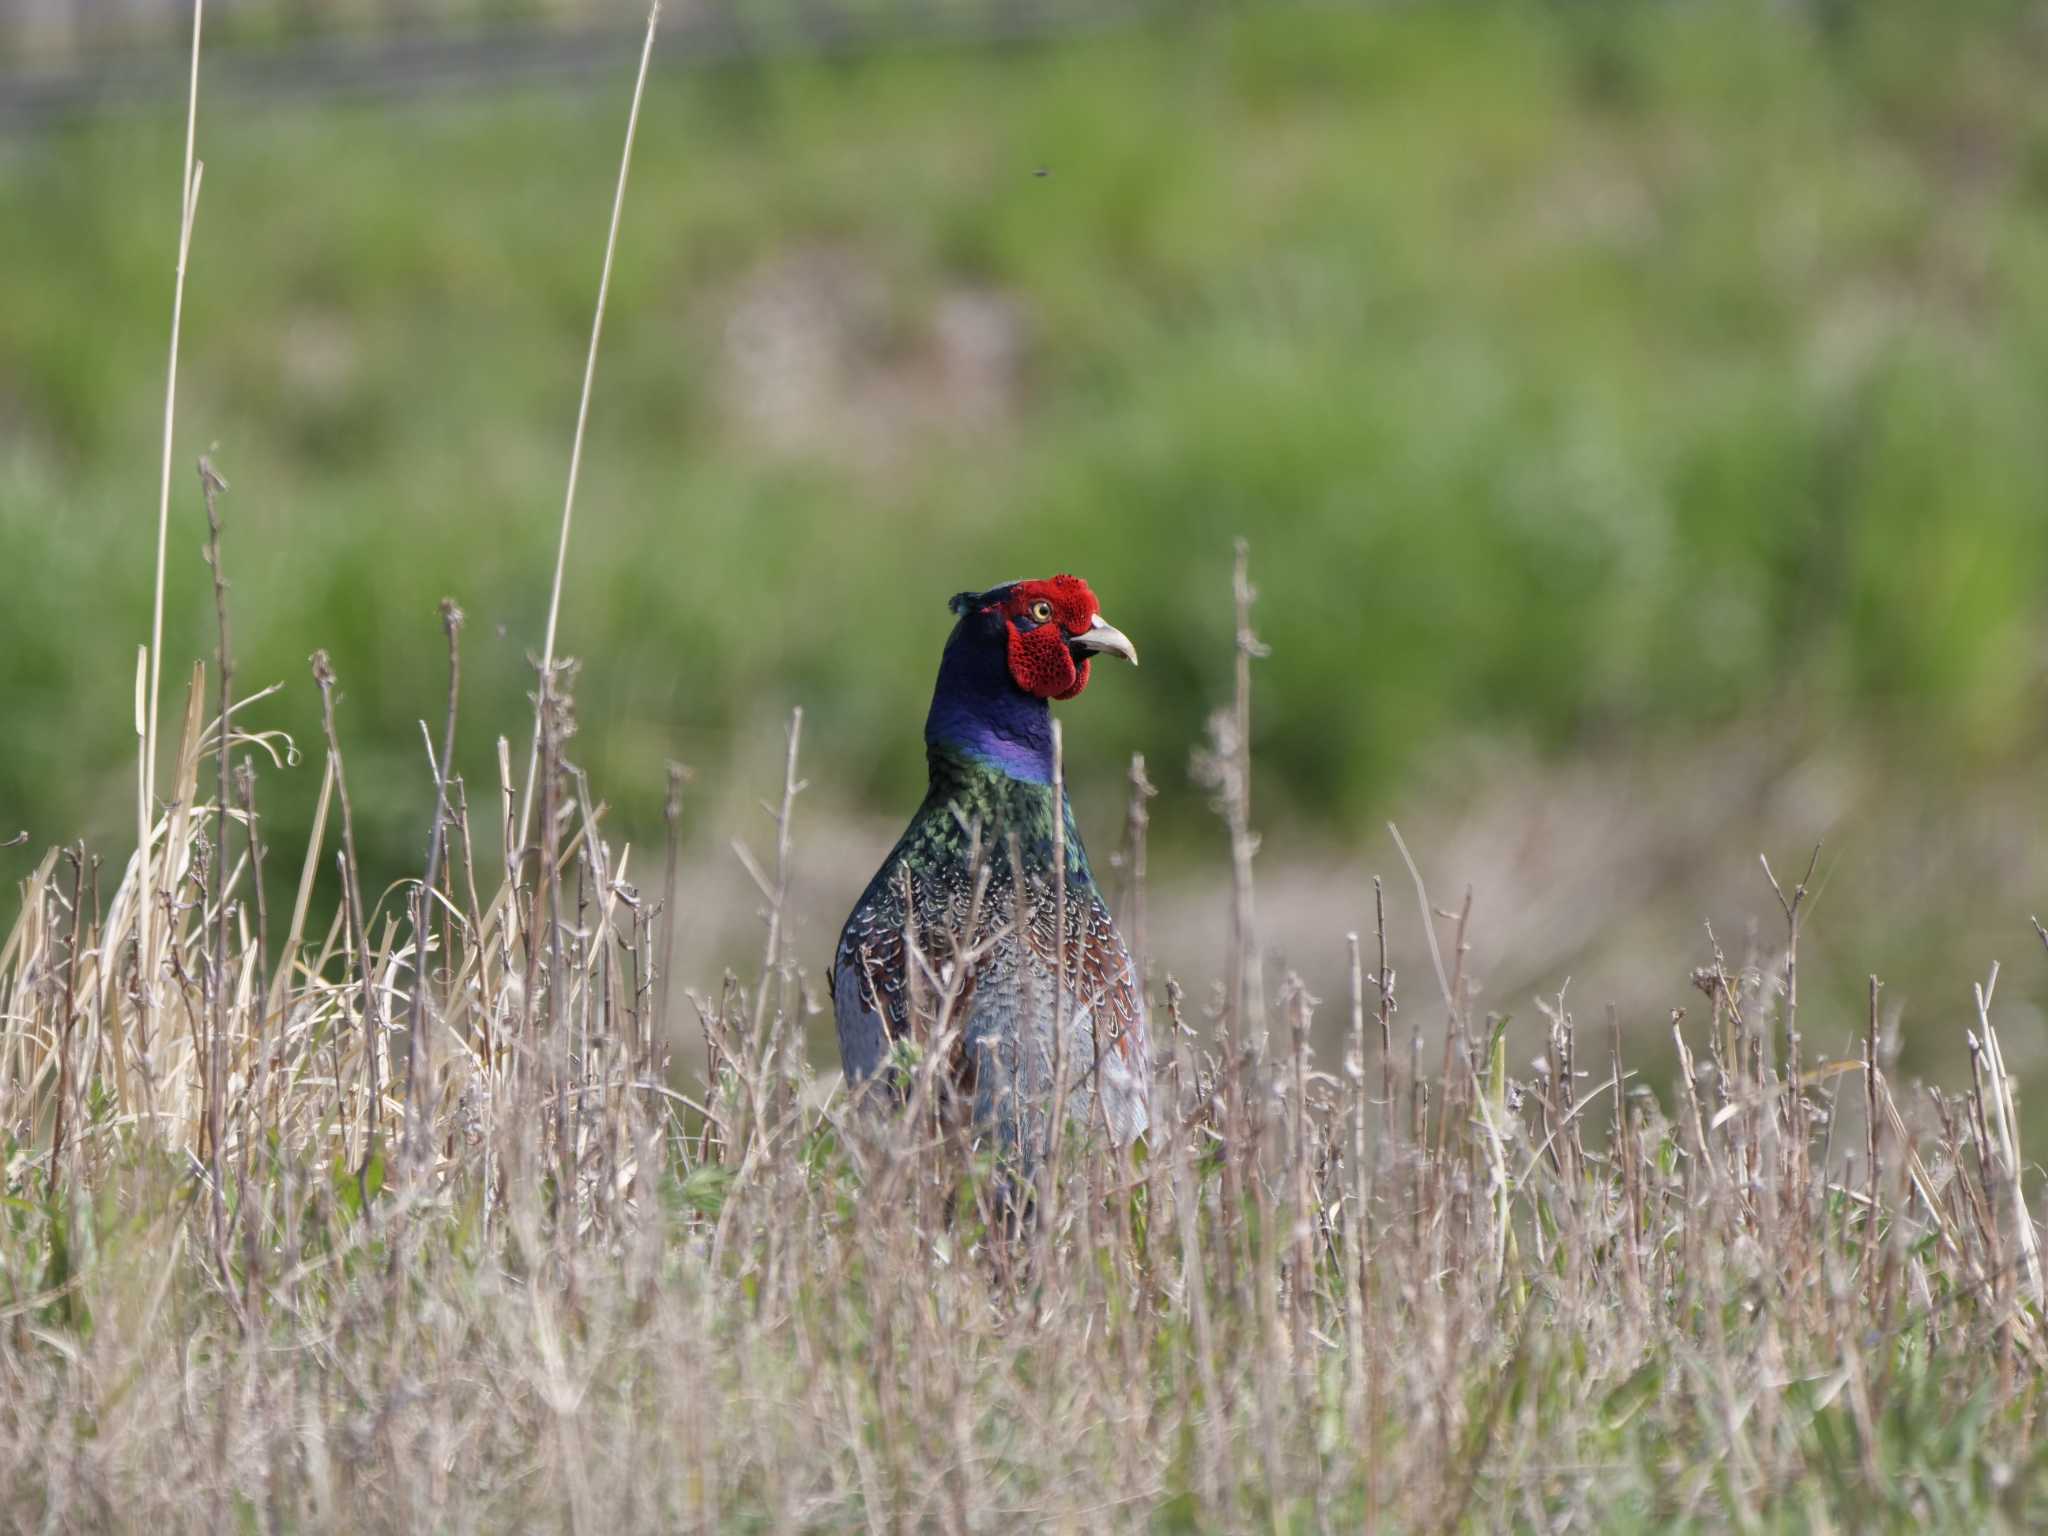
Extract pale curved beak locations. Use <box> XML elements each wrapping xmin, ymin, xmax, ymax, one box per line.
<box><xmin>1071</xmin><ymin>613</ymin><xmax>1138</xmax><ymax>667</ymax></box>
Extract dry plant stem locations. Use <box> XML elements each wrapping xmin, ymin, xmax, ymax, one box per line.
<box><xmin>744</xmin><ymin>710</ymin><xmax>804</xmax><ymax>1056</ymax></box>
<box><xmin>1195</xmin><ymin>539</ymin><xmax>1266</xmax><ymax>1284</ymax></box>
<box><xmin>235</xmin><ymin>762</ymin><xmax>269</xmax><ymax>1106</ymax></box>
<box><xmin>139</xmin><ymin>0</ymin><xmax>206</xmax><ymax>1039</ymax></box>
<box><xmin>1037</xmin><ymin>719</ymin><xmax>1073</xmax><ymax>1244</ymax></box>
<box><xmin>1286</xmin><ymin>977</ymin><xmax>1315</xmax><ymax>1344</ymax></box>
<box><xmin>533</xmin><ymin>668</ymin><xmax>572</xmax><ymax>1216</ymax></box>
<box><xmin>657</xmin><ymin>761</ymin><xmax>685</xmax><ymax>1072</ymax></box>
<box><xmin>722</xmin><ymin>710</ymin><xmax>803</xmax><ymax>1200</ymax></box>
<box><xmin>312</xmin><ymin>650</ymin><xmax>382</xmax><ymax>1163</ymax></box>
<box><xmin>1374</xmin><ymin>875</ymin><xmax>1393</xmax><ymax>1135</ymax></box>
<box><xmin>1388</xmin><ymin>822</ymin><xmax>1453</xmax><ymax>1022</ymax></box>
<box><xmin>517</xmin><ymin>0</ymin><xmax>662</xmax><ymax>852</ymax></box>
<box><xmin>1120</xmin><ymin>752</ymin><xmax>1155</xmax><ymax>989</ymax></box>
<box><xmin>51</xmin><ymin>847</ymin><xmax>86</xmax><ymax>1175</ymax></box>
<box><xmin>404</xmin><ymin>600</ymin><xmax>464</xmax><ymax>1168</ymax></box>
<box><xmin>267</xmin><ymin>751</ymin><xmax>332</xmax><ymax>1029</ymax></box>
<box><xmin>1433</xmin><ymin>887</ymin><xmax>1475</xmax><ymax>1188</ymax></box>
<box><xmin>1760</xmin><ymin>844</ymin><xmax>1822</xmax><ymax>1052</ymax></box>
<box><xmin>1172</xmin><ymin>1126</ymin><xmax>1230</xmax><ymax>1519</ymax></box>
<box><xmin>1866</xmin><ymin>975</ymin><xmax>1882</xmax><ymax>1249</ymax></box>
<box><xmin>1762</xmin><ymin>843</ymin><xmax>1823</xmax><ymax>1225</ymax></box>
<box><xmin>199</xmin><ymin>457</ymin><xmax>231</xmax><ymax>1244</ymax></box>
<box><xmin>1343</xmin><ymin>930</ymin><xmax>1372</xmax><ymax>1487</ymax></box>
<box><xmin>1346</xmin><ymin>928</ymin><xmax>1367</xmax><ymax>1232</ymax></box>
<box><xmin>1388</xmin><ymin>820</ymin><xmax>1456</xmax><ymax>1200</ymax></box>
<box><xmin>1972</xmin><ymin>969</ymin><xmax>2043</xmax><ymax>1309</ymax></box>
<box><xmin>1225</xmin><ymin>536</ymin><xmax>1266</xmax><ymax>1042</ymax></box>
<box><xmin>1612</xmin><ymin>1005</ymin><xmax>1642</xmax><ymax>1305</ymax></box>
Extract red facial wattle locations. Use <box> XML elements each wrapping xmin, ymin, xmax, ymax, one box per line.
<box><xmin>1007</xmin><ymin>623</ymin><xmax>1089</xmax><ymax>700</ymax></box>
<box><xmin>993</xmin><ymin>574</ymin><xmax>1096</xmax><ymax>700</ymax></box>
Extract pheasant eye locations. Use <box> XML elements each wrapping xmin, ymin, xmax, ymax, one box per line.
<box><xmin>1027</xmin><ymin>599</ymin><xmax>1055</xmax><ymax>625</ymax></box>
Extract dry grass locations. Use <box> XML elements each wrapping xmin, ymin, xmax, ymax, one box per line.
<box><xmin>4</xmin><ymin>567</ymin><xmax>2048</xmax><ymax>1530</ymax></box>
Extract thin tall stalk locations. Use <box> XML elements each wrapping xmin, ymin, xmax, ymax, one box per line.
<box><xmin>405</xmin><ymin>599</ymin><xmax>464</xmax><ymax>1166</ymax></box>
<box><xmin>199</xmin><ymin>456</ymin><xmax>230</xmax><ymax>1229</ymax></box>
<box><xmin>517</xmin><ymin>1</ymin><xmax>662</xmax><ymax>853</ymax></box>
<box><xmin>138</xmin><ymin>0</ymin><xmax>207</xmax><ymax>1037</ymax></box>
<box><xmin>1224</xmin><ymin>537</ymin><xmax>1266</xmax><ymax>1040</ymax></box>
<box><xmin>312</xmin><ymin>650</ymin><xmax>381</xmax><ymax>1163</ymax></box>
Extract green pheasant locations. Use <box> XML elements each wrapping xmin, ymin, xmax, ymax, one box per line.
<box><xmin>830</xmin><ymin>574</ymin><xmax>1149</xmax><ymax>1154</ymax></box>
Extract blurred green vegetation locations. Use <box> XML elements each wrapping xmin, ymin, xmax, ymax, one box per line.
<box><xmin>4</xmin><ymin>0</ymin><xmax>2048</xmax><ymax>890</ymax></box>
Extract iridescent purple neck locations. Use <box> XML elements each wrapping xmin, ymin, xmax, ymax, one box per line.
<box><xmin>924</xmin><ymin>609</ymin><xmax>1054</xmax><ymax>785</ymax></box>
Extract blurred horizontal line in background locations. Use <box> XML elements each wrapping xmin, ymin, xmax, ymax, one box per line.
<box><xmin>0</xmin><ymin>0</ymin><xmax>1184</xmax><ymax>132</ymax></box>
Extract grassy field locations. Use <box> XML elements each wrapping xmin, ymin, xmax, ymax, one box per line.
<box><xmin>8</xmin><ymin>3</ymin><xmax>2048</xmax><ymax>1525</ymax></box>
<box><xmin>4</xmin><ymin>624</ymin><xmax>2048</xmax><ymax>1530</ymax></box>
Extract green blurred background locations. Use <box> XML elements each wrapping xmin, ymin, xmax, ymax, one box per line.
<box><xmin>6</xmin><ymin>1</ymin><xmax>2048</xmax><ymax>1109</ymax></box>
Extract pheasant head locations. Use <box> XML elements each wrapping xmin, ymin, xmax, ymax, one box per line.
<box><xmin>924</xmin><ymin>574</ymin><xmax>1138</xmax><ymax>782</ymax></box>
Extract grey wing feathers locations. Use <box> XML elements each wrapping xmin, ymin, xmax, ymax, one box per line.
<box><xmin>832</xmin><ymin>948</ymin><xmax>892</xmax><ymax>1086</ymax></box>
<box><xmin>833</xmin><ymin>898</ymin><xmax>908</xmax><ymax>1088</ymax></box>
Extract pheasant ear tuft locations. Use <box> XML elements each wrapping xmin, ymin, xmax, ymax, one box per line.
<box><xmin>950</xmin><ymin>581</ymin><xmax>1021</xmax><ymax>616</ymax></box>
